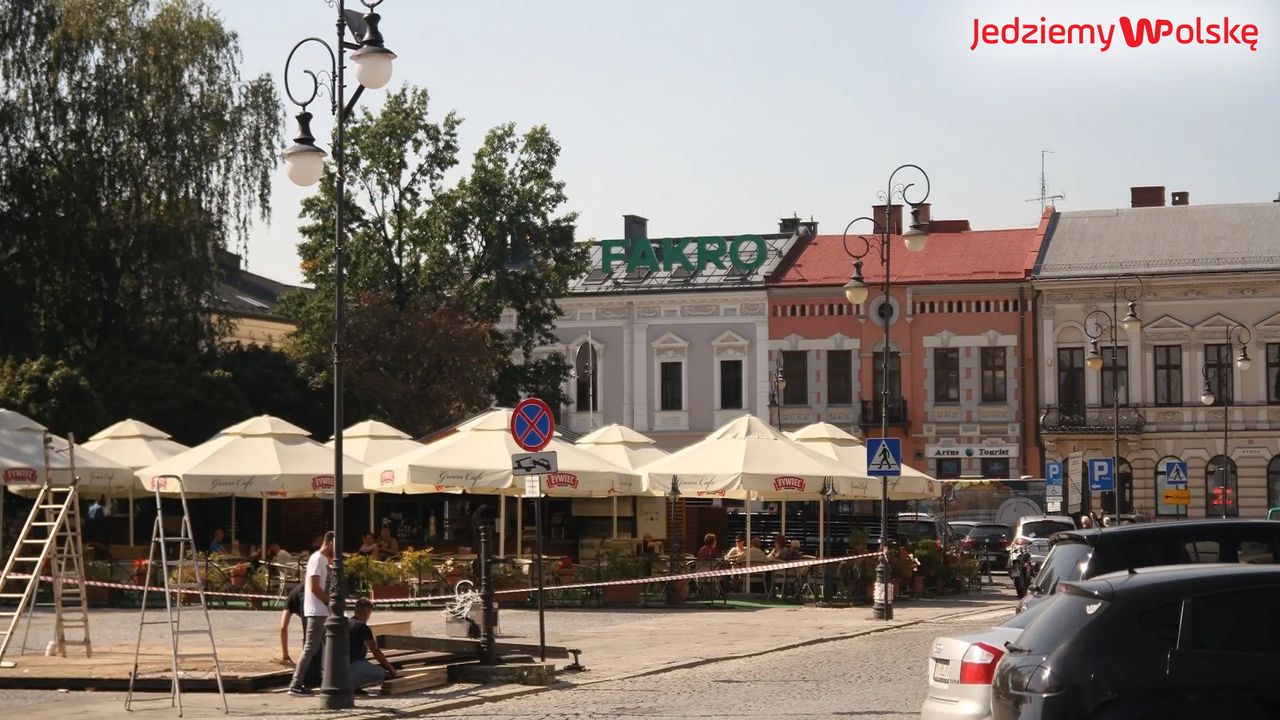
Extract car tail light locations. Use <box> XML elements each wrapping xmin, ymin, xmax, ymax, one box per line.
<box><xmin>1000</xmin><ymin>538</ymin><xmax>1011</xmax><ymax>547</ymax></box>
<box><xmin>958</xmin><ymin>642</ymin><xmax>1005</xmax><ymax>685</ymax></box>
<box><xmin>962</xmin><ymin>538</ymin><xmax>977</xmax><ymax>549</ymax></box>
<box><xmin>1013</xmin><ymin>537</ymin><xmax>1031</xmax><ymax>548</ymax></box>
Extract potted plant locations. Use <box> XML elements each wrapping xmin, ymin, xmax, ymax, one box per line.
<box><xmin>599</xmin><ymin>551</ymin><xmax>643</xmax><ymax>605</ymax></box>
<box><xmin>491</xmin><ymin>561</ymin><xmax>529</xmax><ymax>607</ymax></box>
<box><xmin>132</xmin><ymin>558</ymin><xmax>150</xmax><ymax>589</ymax></box>
<box><xmin>397</xmin><ymin>547</ymin><xmax>435</xmax><ymax>596</ymax></box>
<box><xmin>345</xmin><ymin>553</ymin><xmax>372</xmax><ymax>594</ymax></box>
<box><xmin>913</xmin><ymin>539</ymin><xmax>942</xmax><ymax>595</ymax></box>
<box><xmin>365</xmin><ymin>558</ymin><xmax>410</xmax><ymax>600</ymax></box>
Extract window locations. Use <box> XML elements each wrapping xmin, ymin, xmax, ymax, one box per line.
<box><xmin>933</xmin><ymin>348</ymin><xmax>960</xmax><ymax>403</ymax></box>
<box><xmin>981</xmin><ymin>347</ymin><xmax>1007</xmax><ymax>402</ymax></box>
<box><xmin>1205</xmin><ymin>344</ymin><xmax>1233</xmax><ymax>406</ymax></box>
<box><xmin>1205</xmin><ymin>455</ymin><xmax>1238</xmax><ymax>517</ymax></box>
<box><xmin>1188</xmin><ymin>588</ymin><xmax>1280</xmax><ymax>653</ymax></box>
<box><xmin>574</xmin><ymin>344</ymin><xmax>598</xmax><ymax>413</ymax></box>
<box><xmin>1154</xmin><ymin>345</ymin><xmax>1183</xmax><ymax>406</ymax></box>
<box><xmin>828</xmin><ymin>350</ymin><xmax>853</xmax><ymax>405</ymax></box>
<box><xmin>1101</xmin><ymin>346</ymin><xmax>1129</xmax><ymax>405</ymax></box>
<box><xmin>1268</xmin><ymin>456</ymin><xmax>1280</xmax><ymax>511</ymax></box>
<box><xmin>1268</xmin><ymin>344</ymin><xmax>1280</xmax><ymax>404</ymax></box>
<box><xmin>781</xmin><ymin>351</ymin><xmax>807</xmax><ymax>405</ymax></box>
<box><xmin>719</xmin><ymin>360</ymin><xmax>743</xmax><ymax>410</ymax></box>
<box><xmin>981</xmin><ymin>457</ymin><xmax>1009</xmax><ymax>479</ymax></box>
<box><xmin>1156</xmin><ymin>455</ymin><xmax>1186</xmax><ymax>517</ymax></box>
<box><xmin>660</xmin><ymin>361</ymin><xmax>682</xmax><ymax>411</ymax></box>
<box><xmin>1057</xmin><ymin>347</ymin><xmax>1085</xmax><ymax>415</ymax></box>
<box><xmin>872</xmin><ymin>350</ymin><xmax>903</xmax><ymax>406</ymax></box>
<box><xmin>935</xmin><ymin>458</ymin><xmax>961</xmax><ymax>479</ymax></box>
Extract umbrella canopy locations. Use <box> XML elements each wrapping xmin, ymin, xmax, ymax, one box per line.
<box><xmin>82</xmin><ymin>419</ymin><xmax>190</xmax><ymax>470</ymax></box>
<box><xmin>364</xmin><ymin>408</ymin><xmax>639</xmax><ymax>497</ymax></box>
<box><xmin>137</xmin><ymin>415</ymin><xmax>366</xmax><ymax>498</ymax></box>
<box><xmin>642</xmin><ymin>415</ymin><xmax>867</xmax><ymax>500</ymax></box>
<box><xmin>1</xmin><ymin>408</ymin><xmax>135</xmax><ymax>493</ymax></box>
<box><xmin>326</xmin><ymin>420</ymin><xmax>423</xmax><ymax>465</ymax></box>
<box><xmin>576</xmin><ymin>424</ymin><xmax>668</xmax><ymax>483</ymax></box>
<box><xmin>787</xmin><ymin>421</ymin><xmax>938</xmax><ymax>500</ymax></box>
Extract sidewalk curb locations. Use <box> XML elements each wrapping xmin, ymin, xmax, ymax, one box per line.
<box><xmin>375</xmin><ymin>599</ymin><xmax>1011</xmax><ymax>718</ymax></box>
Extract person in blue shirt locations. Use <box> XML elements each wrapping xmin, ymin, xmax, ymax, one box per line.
<box><xmin>209</xmin><ymin>527</ymin><xmax>228</xmax><ymax>553</ymax></box>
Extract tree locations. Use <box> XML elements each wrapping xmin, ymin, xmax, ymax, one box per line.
<box><xmin>0</xmin><ymin>0</ymin><xmax>281</xmax><ymax>362</ymax></box>
<box><xmin>0</xmin><ymin>356</ymin><xmax>104</xmax><ymax>439</ymax></box>
<box><xmin>284</xmin><ymin>86</ymin><xmax>587</xmax><ymax>430</ymax></box>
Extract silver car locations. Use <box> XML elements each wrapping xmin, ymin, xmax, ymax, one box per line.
<box><xmin>1011</xmin><ymin>515</ymin><xmax>1076</xmax><ymax>567</ymax></box>
<box><xmin>919</xmin><ymin>600</ymin><xmax>1053</xmax><ymax>720</ymax></box>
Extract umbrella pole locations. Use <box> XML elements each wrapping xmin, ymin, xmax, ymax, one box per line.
<box><xmin>516</xmin><ymin>499</ymin><xmax>523</xmax><ymax>559</ymax></box>
<box><xmin>231</xmin><ymin>495</ymin><xmax>236</xmax><ymax>547</ymax></box>
<box><xmin>498</xmin><ymin>496</ymin><xmax>507</xmax><ymax>557</ymax></box>
<box><xmin>369</xmin><ymin>493</ymin><xmax>376</xmax><ymax>536</ymax></box>
<box><xmin>128</xmin><ymin>485</ymin><xmax>135</xmax><ymax>545</ymax></box>
<box><xmin>0</xmin><ymin>484</ymin><xmax>5</xmax><ymax>560</ymax></box>
<box><xmin>780</xmin><ymin>500</ymin><xmax>786</xmax><ymax>535</ymax></box>
<box><xmin>261</xmin><ymin>496</ymin><xmax>268</xmax><ymax>561</ymax></box>
<box><xmin>611</xmin><ymin>496</ymin><xmax>618</xmax><ymax>539</ymax></box>
<box><xmin>745</xmin><ymin>500</ymin><xmax>752</xmax><ymax>572</ymax></box>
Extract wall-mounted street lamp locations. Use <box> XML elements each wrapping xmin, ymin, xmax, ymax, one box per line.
<box><xmin>1199</xmin><ymin>324</ymin><xmax>1251</xmax><ymax>519</ymax></box>
<box><xmin>1083</xmin><ymin>274</ymin><xmax>1144</xmax><ymax>517</ymax></box>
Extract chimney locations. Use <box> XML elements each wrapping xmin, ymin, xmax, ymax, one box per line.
<box><xmin>871</xmin><ymin>204</ymin><xmax>903</xmax><ymax>234</ymax></box>
<box><xmin>623</xmin><ymin>214</ymin><xmax>648</xmax><ymax>242</ymax></box>
<box><xmin>1130</xmin><ymin>186</ymin><xmax>1166</xmax><ymax>208</ymax></box>
<box><xmin>1171</xmin><ymin>191</ymin><xmax>1190</xmax><ymax>206</ymax></box>
<box><xmin>798</xmin><ymin>219</ymin><xmax>819</xmax><ymax>237</ymax></box>
<box><xmin>778</xmin><ymin>216</ymin><xmax>801</xmax><ymax>234</ymax></box>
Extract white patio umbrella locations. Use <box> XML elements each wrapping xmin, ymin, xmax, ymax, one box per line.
<box><xmin>577</xmin><ymin>423</ymin><xmax>669</xmax><ymax>538</ymax></box>
<box><xmin>82</xmin><ymin>418</ymin><xmax>190</xmax><ymax>542</ymax></box>
<box><xmin>138</xmin><ymin>415</ymin><xmax>367</xmax><ymax>557</ymax></box>
<box><xmin>642</xmin><ymin>415</ymin><xmax>870</xmax><ymax>562</ymax></box>
<box><xmin>366</xmin><ymin>408</ymin><xmax>639</xmax><ymax>558</ymax></box>
<box><xmin>326</xmin><ymin>419</ymin><xmax>424</xmax><ymax>538</ymax></box>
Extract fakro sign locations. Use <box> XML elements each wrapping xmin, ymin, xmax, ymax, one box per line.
<box><xmin>598</xmin><ymin>235</ymin><xmax>768</xmax><ymax>274</ymax></box>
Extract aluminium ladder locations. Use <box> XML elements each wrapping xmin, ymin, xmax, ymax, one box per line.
<box><xmin>125</xmin><ymin>477</ymin><xmax>227</xmax><ymax>716</ymax></box>
<box><xmin>0</xmin><ymin>432</ymin><xmax>92</xmax><ymax>667</ymax></box>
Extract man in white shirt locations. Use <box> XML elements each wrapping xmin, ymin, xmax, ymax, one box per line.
<box><xmin>288</xmin><ymin>530</ymin><xmax>333</xmax><ymax>696</ymax></box>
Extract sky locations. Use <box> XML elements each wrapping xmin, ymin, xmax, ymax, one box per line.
<box><xmin>208</xmin><ymin>0</ymin><xmax>1280</xmax><ymax>286</ymax></box>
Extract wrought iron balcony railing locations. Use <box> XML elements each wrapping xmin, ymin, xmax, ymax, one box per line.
<box><xmin>860</xmin><ymin>398</ymin><xmax>909</xmax><ymax>426</ymax></box>
<box><xmin>1039</xmin><ymin>405</ymin><xmax>1146</xmax><ymax>434</ymax></box>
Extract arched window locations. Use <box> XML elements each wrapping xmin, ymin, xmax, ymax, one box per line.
<box><xmin>1205</xmin><ymin>455</ymin><xmax>1238</xmax><ymax>517</ymax></box>
<box><xmin>1268</xmin><ymin>456</ymin><xmax>1280</xmax><ymax>511</ymax></box>
<box><xmin>1099</xmin><ymin>457</ymin><xmax>1134</xmax><ymax>516</ymax></box>
<box><xmin>1155</xmin><ymin>456</ymin><xmax>1184</xmax><ymax>517</ymax></box>
<box><xmin>574</xmin><ymin>344</ymin><xmax>598</xmax><ymax>413</ymax></box>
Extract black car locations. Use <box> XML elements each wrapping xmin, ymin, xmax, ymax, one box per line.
<box><xmin>991</xmin><ymin>564</ymin><xmax>1280</xmax><ymax>720</ymax></box>
<box><xmin>961</xmin><ymin>523</ymin><xmax>1013</xmax><ymax>570</ymax></box>
<box><xmin>1017</xmin><ymin>519</ymin><xmax>1280</xmax><ymax>614</ymax></box>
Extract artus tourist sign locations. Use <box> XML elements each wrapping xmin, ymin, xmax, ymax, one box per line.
<box><xmin>598</xmin><ymin>235</ymin><xmax>768</xmax><ymax>274</ymax></box>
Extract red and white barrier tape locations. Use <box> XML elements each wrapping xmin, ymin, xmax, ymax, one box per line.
<box><xmin>5</xmin><ymin>550</ymin><xmax>888</xmax><ymax>607</ymax></box>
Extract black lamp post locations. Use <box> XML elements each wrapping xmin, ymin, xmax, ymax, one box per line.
<box><xmin>1083</xmin><ymin>274</ymin><xmax>1145</xmax><ymax>518</ymax></box>
<box><xmin>840</xmin><ymin>164</ymin><xmax>932</xmax><ymax>621</ymax></box>
<box><xmin>666</xmin><ymin>477</ymin><xmax>682</xmax><ymax>604</ymax></box>
<box><xmin>821</xmin><ymin>478</ymin><xmax>837</xmax><ymax>603</ymax></box>
<box><xmin>770</xmin><ymin>357</ymin><xmax>787</xmax><ymax>429</ymax></box>
<box><xmin>1198</xmin><ymin>324</ymin><xmax>1251</xmax><ymax>518</ymax></box>
<box><xmin>280</xmin><ymin>0</ymin><xmax>396</xmax><ymax>709</ymax></box>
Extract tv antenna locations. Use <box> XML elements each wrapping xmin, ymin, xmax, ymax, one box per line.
<box><xmin>1026</xmin><ymin>150</ymin><xmax>1064</xmax><ymax>210</ymax></box>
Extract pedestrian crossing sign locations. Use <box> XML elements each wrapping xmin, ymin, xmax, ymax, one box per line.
<box><xmin>866</xmin><ymin>437</ymin><xmax>902</xmax><ymax>478</ymax></box>
<box><xmin>1164</xmin><ymin>460</ymin><xmax>1189</xmax><ymax>488</ymax></box>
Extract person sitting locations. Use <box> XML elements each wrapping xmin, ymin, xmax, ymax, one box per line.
<box><xmin>348</xmin><ymin>597</ymin><xmax>397</xmax><ymax>693</ymax></box>
<box><xmin>375</xmin><ymin>527</ymin><xmax>400</xmax><ymax>560</ymax></box>
<box><xmin>770</xmin><ymin>535</ymin><xmax>801</xmax><ymax>561</ymax></box>
<box><xmin>746</xmin><ymin>538</ymin><xmax>768</xmax><ymax>562</ymax></box>
<box><xmin>696</xmin><ymin>533</ymin><xmax>718</xmax><ymax>559</ymax></box>
<box><xmin>268</xmin><ymin>542</ymin><xmax>294</xmax><ymax>568</ymax></box>
<box><xmin>724</xmin><ymin>535</ymin><xmax>747</xmax><ymax>562</ymax></box>
<box><xmin>358</xmin><ymin>533</ymin><xmax>378</xmax><ymax>555</ymax></box>
<box><xmin>767</xmin><ymin>535</ymin><xmax>787</xmax><ymax>560</ymax></box>
<box><xmin>209</xmin><ymin>527</ymin><xmax>228</xmax><ymax>554</ymax></box>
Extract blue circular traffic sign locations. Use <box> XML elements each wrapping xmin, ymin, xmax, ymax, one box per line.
<box><xmin>511</xmin><ymin>398</ymin><xmax>554</xmax><ymax>452</ymax></box>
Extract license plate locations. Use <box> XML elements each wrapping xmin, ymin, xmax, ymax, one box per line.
<box><xmin>986</xmin><ymin>554</ymin><xmax>1002</xmax><ymax>562</ymax></box>
<box><xmin>932</xmin><ymin>659</ymin><xmax>950</xmax><ymax>683</ymax></box>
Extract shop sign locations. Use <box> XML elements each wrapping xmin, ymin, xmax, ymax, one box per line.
<box><xmin>925</xmin><ymin>444</ymin><xmax>1018</xmax><ymax>458</ymax></box>
<box><xmin>598</xmin><ymin>235</ymin><xmax>768</xmax><ymax>274</ymax></box>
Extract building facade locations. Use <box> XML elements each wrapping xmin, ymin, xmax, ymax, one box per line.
<box><xmin>1035</xmin><ymin>188</ymin><xmax>1280</xmax><ymax>518</ymax></box>
<box><xmin>535</xmin><ymin>215</ymin><xmax>806</xmax><ymax>449</ymax></box>
<box><xmin>768</xmin><ymin>208</ymin><xmax>1049</xmax><ymax>480</ymax></box>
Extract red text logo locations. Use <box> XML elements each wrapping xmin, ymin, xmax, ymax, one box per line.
<box><xmin>311</xmin><ymin>475</ymin><xmax>335</xmax><ymax>491</ymax></box>
<box><xmin>772</xmin><ymin>476</ymin><xmax>807</xmax><ymax>492</ymax></box>
<box><xmin>380</xmin><ymin>470</ymin><xmax>396</xmax><ymax>486</ymax></box>
<box><xmin>970</xmin><ymin>16</ymin><xmax>1259</xmax><ymax>52</ymax></box>
<box><xmin>3</xmin><ymin>468</ymin><xmax>37</xmax><ymax>485</ymax></box>
<box><xmin>546</xmin><ymin>472</ymin><xmax>579</xmax><ymax>489</ymax></box>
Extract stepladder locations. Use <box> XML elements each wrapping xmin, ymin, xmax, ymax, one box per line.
<box><xmin>0</xmin><ymin>433</ymin><xmax>92</xmax><ymax>667</ymax></box>
<box><xmin>126</xmin><ymin>478</ymin><xmax>227</xmax><ymax>716</ymax></box>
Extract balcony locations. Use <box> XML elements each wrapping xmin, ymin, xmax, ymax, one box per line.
<box><xmin>1039</xmin><ymin>405</ymin><xmax>1146</xmax><ymax>434</ymax></box>
<box><xmin>860</xmin><ymin>398</ymin><xmax>909</xmax><ymax>428</ymax></box>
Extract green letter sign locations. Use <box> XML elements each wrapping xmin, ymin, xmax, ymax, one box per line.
<box><xmin>598</xmin><ymin>235</ymin><xmax>767</xmax><ymax>275</ymax></box>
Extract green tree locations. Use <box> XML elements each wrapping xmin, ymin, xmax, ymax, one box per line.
<box><xmin>284</xmin><ymin>86</ymin><xmax>587</xmax><ymax>430</ymax></box>
<box><xmin>0</xmin><ymin>0</ymin><xmax>281</xmax><ymax>362</ymax></box>
<box><xmin>0</xmin><ymin>356</ymin><xmax>104</xmax><ymax>439</ymax></box>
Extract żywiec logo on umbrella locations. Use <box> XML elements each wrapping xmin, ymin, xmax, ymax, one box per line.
<box><xmin>696</xmin><ymin>490</ymin><xmax>727</xmax><ymax>497</ymax></box>
<box><xmin>546</xmin><ymin>472</ymin><xmax>579</xmax><ymax>490</ymax></box>
<box><xmin>379</xmin><ymin>470</ymin><xmax>396</xmax><ymax>486</ymax></box>
<box><xmin>149</xmin><ymin>475</ymin><xmax>168</xmax><ymax>491</ymax></box>
<box><xmin>2</xmin><ymin>468</ymin><xmax>37</xmax><ymax>485</ymax></box>
<box><xmin>311</xmin><ymin>475</ymin><xmax>335</xmax><ymax>492</ymax></box>
<box><xmin>772</xmin><ymin>476</ymin><xmax>806</xmax><ymax>492</ymax></box>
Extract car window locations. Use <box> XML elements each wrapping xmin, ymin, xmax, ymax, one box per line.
<box><xmin>1181</xmin><ymin>540</ymin><xmax>1220</xmax><ymax>563</ymax></box>
<box><xmin>898</xmin><ymin>521</ymin><xmax>936</xmax><ymax>537</ymax></box>
<box><xmin>1020</xmin><ymin>520</ymin><xmax>1074</xmax><ymax>538</ymax></box>
<box><xmin>1188</xmin><ymin>587</ymin><xmax>1280</xmax><ymax>654</ymax></box>
<box><xmin>1138</xmin><ymin>601</ymin><xmax>1183</xmax><ymax>651</ymax></box>
<box><xmin>1016</xmin><ymin>592</ymin><xmax>1109</xmax><ymax>652</ymax></box>
<box><xmin>1032</xmin><ymin>542</ymin><xmax>1091</xmax><ymax>593</ymax></box>
<box><xmin>1238</xmin><ymin>540</ymin><xmax>1275</xmax><ymax>564</ymax></box>
<box><xmin>969</xmin><ymin>525</ymin><xmax>1012</xmax><ymax>539</ymax></box>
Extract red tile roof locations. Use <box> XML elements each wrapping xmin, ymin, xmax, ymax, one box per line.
<box><xmin>772</xmin><ymin>212</ymin><xmax>1049</xmax><ymax>287</ymax></box>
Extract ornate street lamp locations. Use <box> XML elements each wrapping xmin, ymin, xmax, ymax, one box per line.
<box><xmin>1199</xmin><ymin>324</ymin><xmax>1251</xmax><ymax>518</ymax></box>
<box><xmin>280</xmin><ymin>0</ymin><xmax>396</xmax><ymax>709</ymax></box>
<box><xmin>840</xmin><ymin>164</ymin><xmax>932</xmax><ymax>621</ymax></box>
<box><xmin>771</xmin><ymin>357</ymin><xmax>787</xmax><ymax>429</ymax></box>
<box><xmin>1083</xmin><ymin>274</ymin><xmax>1144</xmax><ymax>517</ymax></box>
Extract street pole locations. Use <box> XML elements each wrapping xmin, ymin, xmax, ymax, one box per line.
<box><xmin>666</xmin><ymin>478</ymin><xmax>681</xmax><ymax>605</ymax></box>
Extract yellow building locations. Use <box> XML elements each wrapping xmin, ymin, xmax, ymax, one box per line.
<box><xmin>211</xmin><ymin>249</ymin><xmax>302</xmax><ymax>348</ymax></box>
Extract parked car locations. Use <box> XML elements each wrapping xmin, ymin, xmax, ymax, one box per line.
<box><xmin>920</xmin><ymin>599</ymin><xmax>1053</xmax><ymax>720</ymax></box>
<box><xmin>949</xmin><ymin>520</ymin><xmax>979</xmax><ymax>538</ymax></box>
<box><xmin>962</xmin><ymin>523</ymin><xmax>1013</xmax><ymax>571</ymax></box>
<box><xmin>897</xmin><ymin>513</ymin><xmax>955</xmax><ymax>547</ymax></box>
<box><xmin>1009</xmin><ymin>516</ymin><xmax>1076</xmax><ymax>596</ymax></box>
<box><xmin>1017</xmin><ymin>518</ymin><xmax>1280</xmax><ymax>614</ymax></box>
<box><xmin>991</xmin><ymin>564</ymin><xmax>1280</xmax><ymax>719</ymax></box>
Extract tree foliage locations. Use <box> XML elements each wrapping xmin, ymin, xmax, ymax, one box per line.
<box><xmin>284</xmin><ymin>87</ymin><xmax>588</xmax><ymax>433</ymax></box>
<box><xmin>0</xmin><ymin>0</ymin><xmax>281</xmax><ymax>360</ymax></box>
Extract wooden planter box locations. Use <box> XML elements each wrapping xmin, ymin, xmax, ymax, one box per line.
<box><xmin>495</xmin><ymin>584</ymin><xmax>529</xmax><ymax>607</ymax></box>
<box><xmin>601</xmin><ymin>583</ymin><xmax>641</xmax><ymax>605</ymax></box>
<box><xmin>370</xmin><ymin>582</ymin><xmax>412</xmax><ymax>600</ymax></box>
<box><xmin>912</xmin><ymin>575</ymin><xmax>926</xmax><ymax>596</ymax></box>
